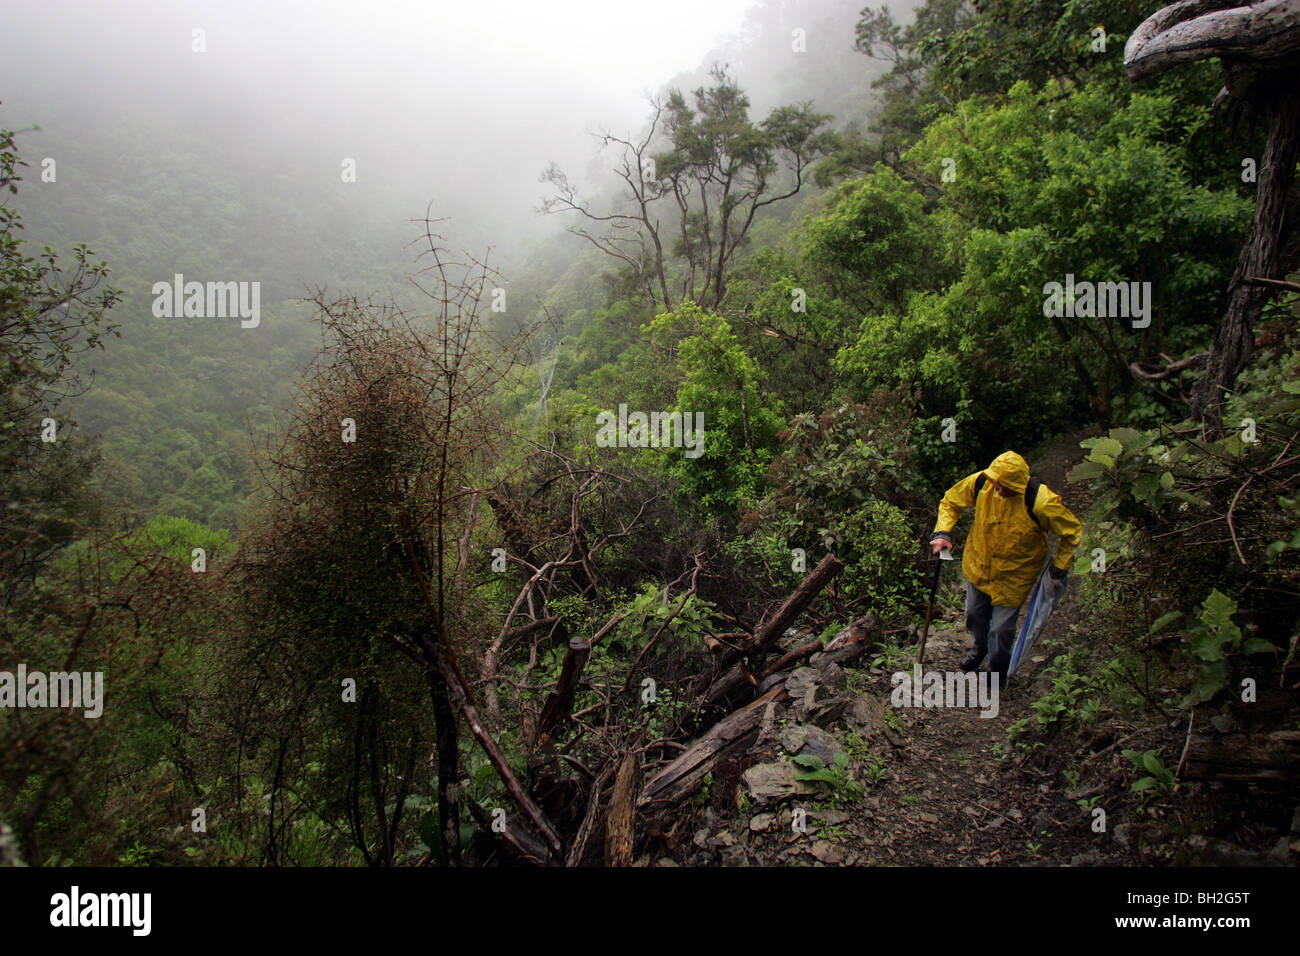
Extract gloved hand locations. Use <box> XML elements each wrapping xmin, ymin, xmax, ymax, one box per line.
<box><xmin>1048</xmin><ymin>563</ymin><xmax>1069</xmax><ymax>581</ymax></box>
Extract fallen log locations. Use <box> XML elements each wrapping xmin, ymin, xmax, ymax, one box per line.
<box><xmin>822</xmin><ymin>612</ymin><xmax>883</xmax><ymax>652</ymax></box>
<box><xmin>811</xmin><ymin>613</ymin><xmax>883</xmax><ymax>667</ymax></box>
<box><xmin>703</xmin><ymin>609</ymin><xmax>875</xmax><ymax>713</ymax></box>
<box><xmin>605</xmin><ymin>752</ymin><xmax>642</xmax><ymax>866</ymax></box>
<box><xmin>702</xmin><ymin>663</ymin><xmax>760</xmax><ymax>712</ymax></box>
<box><xmin>758</xmin><ymin>639</ymin><xmax>823</xmax><ymax>681</ymax></box>
<box><xmin>703</xmin><ymin>631</ymin><xmax>751</xmax><ymax>655</ymax></box>
<box><xmin>752</xmin><ymin>616</ymin><xmax>879</xmax><ymax>697</ymax></box>
<box><xmin>745</xmin><ymin>554</ymin><xmax>845</xmax><ymax>657</ymax></box>
<box><xmin>640</xmin><ymin>685</ymin><xmax>788</xmax><ymax>807</ymax></box>
<box><xmin>811</xmin><ymin>641</ymin><xmax>871</xmax><ymax>670</ymax></box>
<box><xmin>466</xmin><ymin>798</ymin><xmax>552</xmax><ymax>866</ymax></box>
<box><xmin>1183</xmin><ymin>730</ymin><xmax>1300</xmax><ymax>783</ymax></box>
<box><xmin>693</xmin><ymin>554</ymin><xmax>843</xmax><ymax>704</ymax></box>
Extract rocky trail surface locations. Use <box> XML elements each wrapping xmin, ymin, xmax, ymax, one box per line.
<box><xmin>658</xmin><ymin>611</ymin><xmax>1129</xmax><ymax>867</ymax></box>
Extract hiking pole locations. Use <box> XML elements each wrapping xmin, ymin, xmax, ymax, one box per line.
<box><xmin>915</xmin><ymin>546</ymin><xmax>953</xmax><ymax>666</ymax></box>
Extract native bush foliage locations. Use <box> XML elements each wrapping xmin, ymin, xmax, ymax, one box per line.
<box><xmin>1068</xmin><ymin>338</ymin><xmax>1300</xmax><ymax>708</ymax></box>
<box><xmin>642</xmin><ymin>301</ymin><xmax>785</xmax><ymax>515</ymax></box>
<box><xmin>738</xmin><ymin>395</ymin><xmax>925</xmax><ymax>616</ymax></box>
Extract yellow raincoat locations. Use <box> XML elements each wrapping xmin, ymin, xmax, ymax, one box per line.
<box><xmin>932</xmin><ymin>451</ymin><xmax>1083</xmax><ymax>608</ymax></box>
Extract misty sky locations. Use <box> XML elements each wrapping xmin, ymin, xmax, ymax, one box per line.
<box><xmin>2</xmin><ymin>0</ymin><xmax>804</xmax><ymax>257</ymax></box>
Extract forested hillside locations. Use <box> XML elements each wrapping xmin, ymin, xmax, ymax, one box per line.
<box><xmin>2</xmin><ymin>0</ymin><xmax>1297</xmax><ymax>889</ymax></box>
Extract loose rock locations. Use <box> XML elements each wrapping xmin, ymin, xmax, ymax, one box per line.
<box><xmin>810</xmin><ymin>840</ymin><xmax>845</xmax><ymax>864</ymax></box>
<box><xmin>742</xmin><ymin>760</ymin><xmax>819</xmax><ymax>804</ymax></box>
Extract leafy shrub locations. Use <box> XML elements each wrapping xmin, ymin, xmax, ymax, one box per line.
<box><xmin>1123</xmin><ymin>747</ymin><xmax>1176</xmax><ymax>798</ymax></box>
<box><xmin>738</xmin><ymin>397</ymin><xmax>924</xmax><ymax>617</ymax></box>
<box><xmin>1149</xmin><ymin>589</ymin><xmax>1280</xmax><ymax>706</ymax></box>
<box><xmin>1028</xmin><ymin>653</ymin><xmax>1116</xmax><ymax>730</ymax></box>
<box><xmin>791</xmin><ymin>752</ymin><xmax>864</xmax><ymax>802</ymax></box>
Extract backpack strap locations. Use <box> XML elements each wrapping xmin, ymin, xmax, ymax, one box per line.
<box><xmin>977</xmin><ymin>472</ymin><xmax>1047</xmax><ymax>530</ymax></box>
<box><xmin>1024</xmin><ymin>477</ymin><xmax>1046</xmax><ymax>530</ymax></box>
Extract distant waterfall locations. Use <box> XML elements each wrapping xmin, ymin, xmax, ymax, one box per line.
<box><xmin>536</xmin><ymin>336</ymin><xmax>560</xmax><ymax>427</ymax></box>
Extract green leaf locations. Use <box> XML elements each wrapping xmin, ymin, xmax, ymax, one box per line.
<box><xmin>790</xmin><ymin>753</ymin><xmax>824</xmax><ymax>770</ymax></box>
<box><xmin>1091</xmin><ymin>436</ymin><xmax>1124</xmax><ymax>458</ymax></box>
<box><xmin>1067</xmin><ymin>460</ymin><xmax>1106</xmax><ymax>481</ymax></box>
<box><xmin>1132</xmin><ymin>473</ymin><xmax>1160</xmax><ymax>502</ymax></box>
<box><xmin>1182</xmin><ymin>660</ymin><xmax>1229</xmax><ymax>706</ymax></box>
<box><xmin>1146</xmin><ymin>610</ymin><xmax>1183</xmax><ymax>636</ymax></box>
<box><xmin>1188</xmin><ymin>627</ymin><xmax>1232</xmax><ymax>662</ymax></box>
<box><xmin>1199</xmin><ymin>589</ymin><xmax>1240</xmax><ymax>638</ymax></box>
<box><xmin>1241</xmin><ymin>638</ymin><xmax>1278</xmax><ymax>655</ymax></box>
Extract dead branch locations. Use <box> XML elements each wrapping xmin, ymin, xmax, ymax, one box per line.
<box><xmin>534</xmin><ymin>636</ymin><xmax>592</xmax><ymax>748</ymax></box>
<box><xmin>604</xmin><ymin>751</ymin><xmax>642</xmax><ymax>866</ymax></box>
<box><xmin>1129</xmin><ymin>351</ymin><xmax>1210</xmax><ymax>381</ymax></box>
<box><xmin>758</xmin><ymin>639</ymin><xmax>824</xmax><ymax>681</ymax></box>
<box><xmin>564</xmin><ymin>759</ymin><xmax>618</xmax><ymax>866</ymax></box>
<box><xmin>1242</xmin><ymin>275</ymin><xmax>1300</xmax><ymax>294</ymax></box>
<box><xmin>640</xmin><ymin>685</ymin><xmax>789</xmax><ymax>807</ymax></box>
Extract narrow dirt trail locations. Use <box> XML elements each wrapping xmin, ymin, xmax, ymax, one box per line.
<box><xmin>831</xmin><ymin>623</ymin><xmax>1103</xmax><ymax>866</ymax></box>
<box><xmin>833</xmin><ymin>427</ymin><xmax>1109</xmax><ymax>865</ymax></box>
<box><xmin>673</xmin><ymin>428</ymin><xmax>1121</xmax><ymax>867</ymax></box>
<box><xmin>660</xmin><ymin>431</ymin><xmax>1118</xmax><ymax>868</ymax></box>
<box><xmin>834</xmin><ymin>427</ymin><xmax>1112</xmax><ymax>866</ymax></box>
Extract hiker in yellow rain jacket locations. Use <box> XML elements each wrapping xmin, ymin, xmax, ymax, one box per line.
<box><xmin>929</xmin><ymin>451</ymin><xmax>1083</xmax><ymax>685</ymax></box>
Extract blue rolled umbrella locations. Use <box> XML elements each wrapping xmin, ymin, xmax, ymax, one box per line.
<box><xmin>1008</xmin><ymin>562</ymin><xmax>1068</xmax><ymax>678</ymax></box>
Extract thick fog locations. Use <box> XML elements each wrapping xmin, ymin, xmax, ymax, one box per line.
<box><xmin>3</xmin><ymin>0</ymin><xmax>860</xmax><ymax>277</ymax></box>
<box><xmin>0</xmin><ymin>0</ymin><xmax>907</xmax><ymax>520</ymax></box>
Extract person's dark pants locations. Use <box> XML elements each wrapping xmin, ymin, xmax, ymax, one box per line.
<box><xmin>965</xmin><ymin>581</ymin><xmax>1020</xmax><ymax>683</ymax></box>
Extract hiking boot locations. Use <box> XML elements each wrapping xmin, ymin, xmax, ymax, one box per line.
<box><xmin>960</xmin><ymin>648</ymin><xmax>985</xmax><ymax>672</ymax></box>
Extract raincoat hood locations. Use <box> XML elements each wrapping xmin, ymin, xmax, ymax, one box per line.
<box><xmin>984</xmin><ymin>451</ymin><xmax>1030</xmax><ymax>493</ymax></box>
